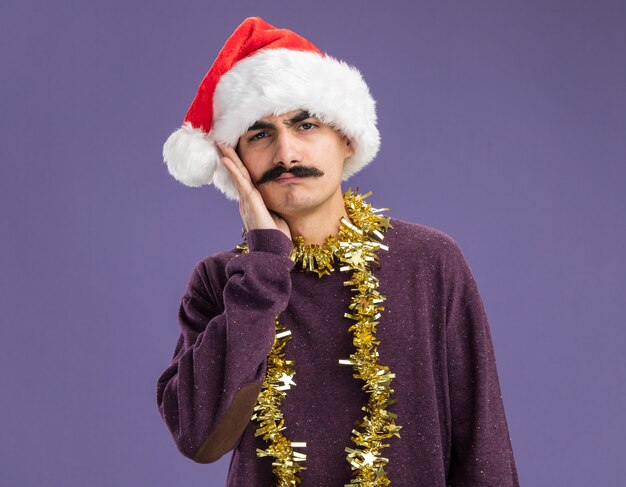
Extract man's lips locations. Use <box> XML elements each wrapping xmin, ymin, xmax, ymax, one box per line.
<box><xmin>274</xmin><ymin>175</ymin><xmax>304</xmax><ymax>182</ymax></box>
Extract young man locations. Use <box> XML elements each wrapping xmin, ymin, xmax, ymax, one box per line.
<box><xmin>157</xmin><ymin>17</ymin><xmax>519</xmax><ymax>486</ymax></box>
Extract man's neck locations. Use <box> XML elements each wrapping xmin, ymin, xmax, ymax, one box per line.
<box><xmin>280</xmin><ymin>192</ymin><xmax>349</xmax><ymax>245</ymax></box>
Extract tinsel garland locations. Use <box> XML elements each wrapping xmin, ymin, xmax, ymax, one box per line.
<box><xmin>237</xmin><ymin>189</ymin><xmax>401</xmax><ymax>486</ymax></box>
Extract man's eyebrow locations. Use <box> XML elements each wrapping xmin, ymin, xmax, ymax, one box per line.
<box><xmin>246</xmin><ymin>120</ymin><xmax>275</xmax><ymax>132</ymax></box>
<box><xmin>284</xmin><ymin>110</ymin><xmax>312</xmax><ymax>126</ymax></box>
<box><xmin>246</xmin><ymin>110</ymin><xmax>313</xmax><ymax>133</ymax></box>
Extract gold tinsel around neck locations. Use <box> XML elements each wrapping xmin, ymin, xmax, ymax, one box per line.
<box><xmin>237</xmin><ymin>188</ymin><xmax>393</xmax><ymax>278</ymax></box>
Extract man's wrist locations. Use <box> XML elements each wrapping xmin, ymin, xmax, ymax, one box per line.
<box><xmin>246</xmin><ymin>229</ymin><xmax>293</xmax><ymax>256</ymax></box>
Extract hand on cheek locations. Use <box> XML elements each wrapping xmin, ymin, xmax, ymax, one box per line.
<box><xmin>217</xmin><ymin>143</ymin><xmax>291</xmax><ymax>240</ymax></box>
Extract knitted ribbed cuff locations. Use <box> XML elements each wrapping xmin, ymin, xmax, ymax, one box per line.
<box><xmin>246</xmin><ymin>229</ymin><xmax>293</xmax><ymax>257</ymax></box>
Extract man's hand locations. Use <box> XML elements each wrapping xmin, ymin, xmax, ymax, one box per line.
<box><xmin>217</xmin><ymin>143</ymin><xmax>292</xmax><ymax>241</ymax></box>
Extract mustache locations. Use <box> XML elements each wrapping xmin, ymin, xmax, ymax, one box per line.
<box><xmin>256</xmin><ymin>165</ymin><xmax>324</xmax><ymax>185</ymax></box>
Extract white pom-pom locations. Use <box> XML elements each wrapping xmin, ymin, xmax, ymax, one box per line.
<box><xmin>211</xmin><ymin>160</ymin><xmax>240</xmax><ymax>201</ymax></box>
<box><xmin>162</xmin><ymin>123</ymin><xmax>220</xmax><ymax>188</ymax></box>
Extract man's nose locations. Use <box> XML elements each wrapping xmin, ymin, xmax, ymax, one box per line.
<box><xmin>273</xmin><ymin>130</ymin><xmax>302</xmax><ymax>166</ymax></box>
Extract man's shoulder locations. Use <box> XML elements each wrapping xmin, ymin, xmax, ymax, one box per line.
<box><xmin>186</xmin><ymin>245</ymin><xmax>242</xmax><ymax>291</ymax></box>
<box><xmin>387</xmin><ymin>217</ymin><xmax>464</xmax><ymax>258</ymax></box>
<box><xmin>200</xmin><ymin>245</ymin><xmax>241</xmax><ymax>266</ymax></box>
<box><xmin>201</xmin><ymin>243</ymin><xmax>243</xmax><ymax>269</ymax></box>
<box><xmin>385</xmin><ymin>217</ymin><xmax>476</xmax><ymax>284</ymax></box>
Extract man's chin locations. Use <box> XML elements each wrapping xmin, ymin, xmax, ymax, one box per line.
<box><xmin>262</xmin><ymin>185</ymin><xmax>323</xmax><ymax>211</ymax></box>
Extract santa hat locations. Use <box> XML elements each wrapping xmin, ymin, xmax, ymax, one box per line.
<box><xmin>163</xmin><ymin>17</ymin><xmax>380</xmax><ymax>200</ymax></box>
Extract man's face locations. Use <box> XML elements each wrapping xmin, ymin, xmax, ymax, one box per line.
<box><xmin>236</xmin><ymin>109</ymin><xmax>355</xmax><ymax>217</ymax></box>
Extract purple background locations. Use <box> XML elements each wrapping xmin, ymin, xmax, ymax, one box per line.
<box><xmin>1</xmin><ymin>1</ymin><xmax>624</xmax><ymax>485</ymax></box>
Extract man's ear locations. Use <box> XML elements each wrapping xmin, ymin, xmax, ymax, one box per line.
<box><xmin>344</xmin><ymin>136</ymin><xmax>355</xmax><ymax>158</ymax></box>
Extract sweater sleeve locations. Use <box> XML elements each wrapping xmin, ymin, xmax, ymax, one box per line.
<box><xmin>444</xmin><ymin>242</ymin><xmax>519</xmax><ymax>486</ymax></box>
<box><xmin>156</xmin><ymin>229</ymin><xmax>295</xmax><ymax>463</ymax></box>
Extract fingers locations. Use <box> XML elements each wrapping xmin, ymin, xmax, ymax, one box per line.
<box><xmin>217</xmin><ymin>143</ymin><xmax>253</xmax><ymax>188</ymax></box>
<box><xmin>216</xmin><ymin>143</ymin><xmax>280</xmax><ymax>233</ymax></box>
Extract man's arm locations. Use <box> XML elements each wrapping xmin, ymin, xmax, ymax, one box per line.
<box><xmin>156</xmin><ymin>229</ymin><xmax>294</xmax><ymax>463</ymax></box>
<box><xmin>444</xmin><ymin>241</ymin><xmax>519</xmax><ymax>485</ymax></box>
<box><xmin>157</xmin><ymin>132</ymin><xmax>297</xmax><ymax>462</ymax></box>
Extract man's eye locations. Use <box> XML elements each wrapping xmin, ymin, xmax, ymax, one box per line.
<box><xmin>299</xmin><ymin>122</ymin><xmax>316</xmax><ymax>130</ymax></box>
<box><xmin>250</xmin><ymin>131</ymin><xmax>269</xmax><ymax>141</ymax></box>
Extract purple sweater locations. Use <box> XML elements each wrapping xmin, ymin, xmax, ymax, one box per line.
<box><xmin>156</xmin><ymin>218</ymin><xmax>519</xmax><ymax>486</ymax></box>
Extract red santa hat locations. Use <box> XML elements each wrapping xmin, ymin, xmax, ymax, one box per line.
<box><xmin>163</xmin><ymin>17</ymin><xmax>380</xmax><ymax>200</ymax></box>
